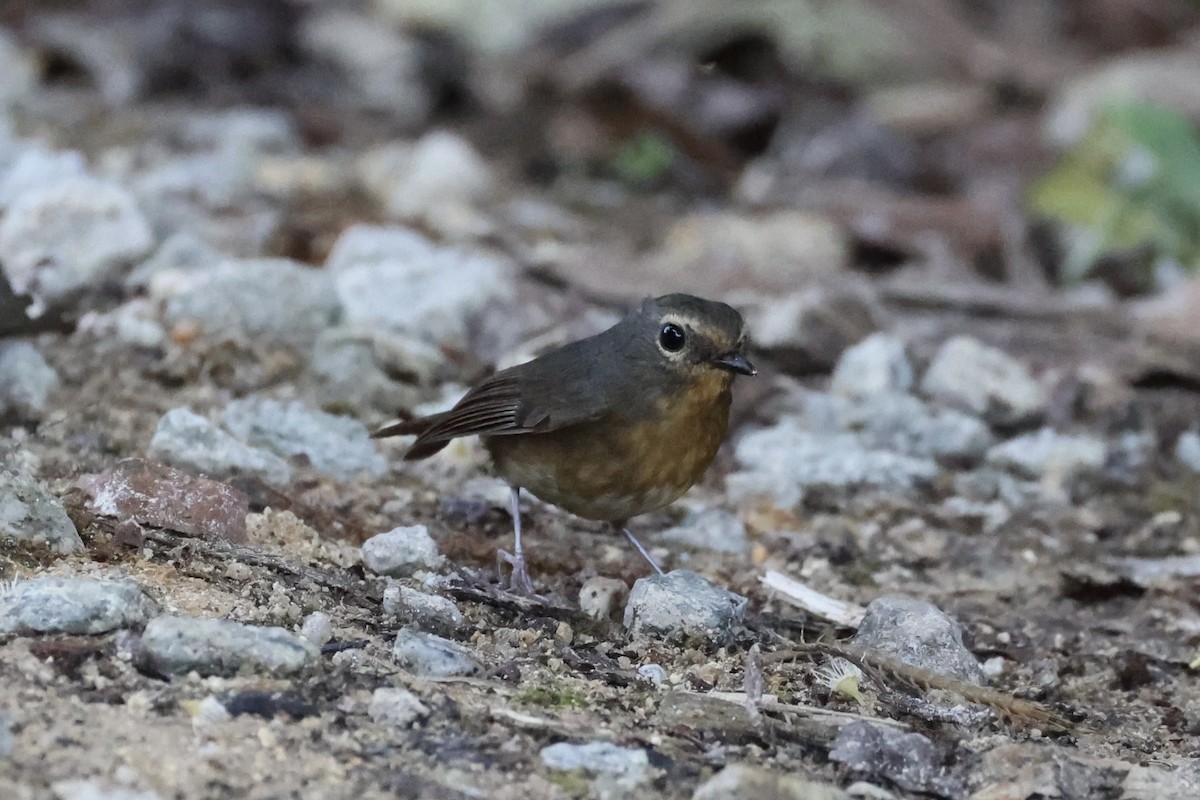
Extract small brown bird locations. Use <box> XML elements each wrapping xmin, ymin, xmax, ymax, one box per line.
<box><xmin>373</xmin><ymin>293</ymin><xmax>755</xmax><ymax>593</ymax></box>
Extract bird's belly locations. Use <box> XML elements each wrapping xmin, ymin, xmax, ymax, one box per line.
<box><xmin>485</xmin><ymin>391</ymin><xmax>730</xmax><ymax>522</ymax></box>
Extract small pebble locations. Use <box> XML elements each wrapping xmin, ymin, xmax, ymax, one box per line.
<box><xmin>0</xmin><ymin>341</ymin><xmax>60</xmax><ymax>419</ymax></box>
<box><xmin>0</xmin><ymin>577</ymin><xmax>157</xmax><ymax>635</ymax></box>
<box><xmin>299</xmin><ymin>612</ymin><xmax>333</xmax><ymax>647</ymax></box>
<box><xmin>220</xmin><ymin>397</ymin><xmax>386</xmax><ymax>482</ymax></box>
<box><xmin>381</xmin><ymin>584</ymin><xmax>462</xmax><ymax>632</ymax></box>
<box><xmin>392</xmin><ymin>629</ymin><xmax>478</xmax><ymax>677</ymax></box>
<box><xmin>637</xmin><ymin>664</ymin><xmax>668</xmax><ymax>685</ymax></box>
<box><xmin>147</xmin><ymin>407</ymin><xmax>292</xmax><ymax>488</ymax></box>
<box><xmin>540</xmin><ymin>741</ymin><xmax>650</xmax><ymax>787</ymax></box>
<box><xmin>920</xmin><ymin>336</ymin><xmax>1047</xmax><ymax>426</ymax></box>
<box><xmin>692</xmin><ymin>764</ymin><xmax>849</xmax><ymax>800</ymax></box>
<box><xmin>578</xmin><ymin>576</ymin><xmax>628</xmax><ymax>621</ymax></box>
<box><xmin>985</xmin><ymin>428</ymin><xmax>1107</xmax><ymax>479</ymax></box>
<box><xmin>51</xmin><ymin>781</ymin><xmax>163</xmax><ymax>800</ymax></box>
<box><xmin>851</xmin><ymin>596</ymin><xmax>985</xmax><ymax>684</ymax></box>
<box><xmin>0</xmin><ymin>471</ymin><xmax>83</xmax><ymax>553</ymax></box>
<box><xmin>362</xmin><ymin>526</ymin><xmax>442</xmax><ymax>577</ymax></box>
<box><xmin>1175</xmin><ymin>431</ymin><xmax>1200</xmax><ymax>473</ymax></box>
<box><xmin>367</xmin><ymin>687</ymin><xmax>429</xmax><ymax>727</ymax></box>
<box><xmin>138</xmin><ymin>616</ymin><xmax>319</xmax><ymax>676</ymax></box>
<box><xmin>658</xmin><ymin>508</ymin><xmax>749</xmax><ymax>554</ymax></box>
<box><xmin>623</xmin><ymin>570</ymin><xmax>746</xmax><ymax>644</ymax></box>
<box><xmin>831</xmin><ymin>333</ymin><xmax>913</xmax><ymax>397</ymax></box>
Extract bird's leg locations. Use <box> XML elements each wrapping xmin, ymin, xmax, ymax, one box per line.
<box><xmin>616</xmin><ymin>522</ymin><xmax>666</xmax><ymax>576</ymax></box>
<box><xmin>497</xmin><ymin>486</ymin><xmax>537</xmax><ymax>595</ymax></box>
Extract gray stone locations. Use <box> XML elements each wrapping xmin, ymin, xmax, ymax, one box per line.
<box><xmin>326</xmin><ymin>224</ymin><xmax>514</xmax><ymax>344</ymax></box>
<box><xmin>1176</xmin><ymin>431</ymin><xmax>1200</xmax><ymax>473</ymax></box>
<box><xmin>0</xmin><ymin>577</ymin><xmax>156</xmax><ymax>635</ymax></box>
<box><xmin>162</xmin><ymin>258</ymin><xmax>340</xmax><ymax>347</ymax></box>
<box><xmin>309</xmin><ymin>328</ymin><xmax>420</xmax><ymax>416</ymax></box>
<box><xmin>0</xmin><ymin>471</ymin><xmax>82</xmax><ymax>553</ymax></box>
<box><xmin>382</xmin><ymin>584</ymin><xmax>462</xmax><ymax>632</ymax></box>
<box><xmin>367</xmin><ymin>687</ymin><xmax>429</xmax><ymax>727</ymax></box>
<box><xmin>0</xmin><ymin>712</ymin><xmax>12</xmax><ymax>759</ymax></box>
<box><xmin>299</xmin><ymin>612</ymin><xmax>333</xmax><ymax>647</ymax></box>
<box><xmin>830</xmin><ymin>722</ymin><xmax>964</xmax><ymax>798</ymax></box>
<box><xmin>920</xmin><ymin>336</ymin><xmax>1047</xmax><ymax>426</ymax></box>
<box><xmin>658</xmin><ymin>508</ymin><xmax>748</xmax><ymax>553</ymax></box>
<box><xmin>729</xmin><ymin>419</ymin><xmax>939</xmax><ymax>507</ymax></box>
<box><xmin>391</xmin><ymin>629</ymin><xmax>479</xmax><ymax>677</ymax></box>
<box><xmin>147</xmin><ymin>408</ymin><xmax>292</xmax><ymax>487</ymax></box>
<box><xmin>540</xmin><ymin>741</ymin><xmax>651</xmax><ymax>790</ymax></box>
<box><xmin>0</xmin><ymin>146</ymin><xmax>86</xmax><ymax>209</ymax></box>
<box><xmin>833</xmin><ymin>392</ymin><xmax>992</xmax><ymax>462</ymax></box>
<box><xmin>299</xmin><ymin>11</ymin><xmax>429</xmax><ymax>122</ymax></box>
<box><xmin>220</xmin><ymin>397</ymin><xmax>386</xmax><ymax>481</ymax></box>
<box><xmin>0</xmin><ymin>177</ymin><xmax>153</xmax><ymax>309</ymax></box>
<box><xmin>124</xmin><ymin>231</ymin><xmax>223</xmax><ymax>290</ymax></box>
<box><xmin>357</xmin><ymin>131</ymin><xmax>495</xmax><ymax>222</ymax></box>
<box><xmin>831</xmin><ymin>333</ymin><xmax>913</xmax><ymax>397</ymax></box>
<box><xmin>692</xmin><ymin>764</ymin><xmax>849</xmax><ymax>800</ymax></box>
<box><xmin>623</xmin><ymin>570</ymin><xmax>746</xmax><ymax>644</ymax></box>
<box><xmin>362</xmin><ymin>526</ymin><xmax>442</xmax><ymax>577</ymax></box>
<box><xmin>0</xmin><ymin>341</ymin><xmax>60</xmax><ymax>419</ymax></box>
<box><xmin>0</xmin><ymin>29</ymin><xmax>36</xmax><ymax>109</ymax></box>
<box><xmin>852</xmin><ymin>596</ymin><xmax>985</xmax><ymax>684</ymax></box>
<box><xmin>138</xmin><ymin>616</ymin><xmax>318</xmax><ymax>676</ymax></box>
<box><xmin>985</xmin><ymin>428</ymin><xmax>1107</xmax><ymax>479</ymax></box>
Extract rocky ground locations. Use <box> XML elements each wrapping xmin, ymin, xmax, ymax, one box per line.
<box><xmin>3</xmin><ymin>2</ymin><xmax>1200</xmax><ymax>799</ymax></box>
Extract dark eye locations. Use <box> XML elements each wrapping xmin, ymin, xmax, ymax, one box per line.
<box><xmin>659</xmin><ymin>323</ymin><xmax>686</xmax><ymax>352</ymax></box>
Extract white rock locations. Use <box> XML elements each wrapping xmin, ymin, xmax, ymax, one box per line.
<box><xmin>368</xmin><ymin>687</ymin><xmax>429</xmax><ymax>727</ymax></box>
<box><xmin>921</xmin><ymin>336</ymin><xmax>1047</xmax><ymax>426</ymax></box>
<box><xmin>831</xmin><ymin>333</ymin><xmax>913</xmax><ymax>397</ymax></box>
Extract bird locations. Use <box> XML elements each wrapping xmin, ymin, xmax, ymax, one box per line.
<box><xmin>373</xmin><ymin>293</ymin><xmax>756</xmax><ymax>594</ymax></box>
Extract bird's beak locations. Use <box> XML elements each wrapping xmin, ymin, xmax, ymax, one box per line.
<box><xmin>710</xmin><ymin>352</ymin><xmax>757</xmax><ymax>376</ymax></box>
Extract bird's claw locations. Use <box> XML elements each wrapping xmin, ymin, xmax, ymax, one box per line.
<box><xmin>497</xmin><ymin>548</ymin><xmax>538</xmax><ymax>597</ymax></box>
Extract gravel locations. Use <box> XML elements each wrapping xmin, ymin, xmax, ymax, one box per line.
<box><xmin>147</xmin><ymin>407</ymin><xmax>293</xmax><ymax>487</ymax></box>
<box><xmin>220</xmin><ymin>396</ymin><xmax>386</xmax><ymax>481</ymax></box>
<box><xmin>137</xmin><ymin>616</ymin><xmax>319</xmax><ymax>676</ymax></box>
<box><xmin>0</xmin><ymin>577</ymin><xmax>157</xmax><ymax>635</ymax></box>
<box><xmin>623</xmin><ymin>570</ymin><xmax>747</xmax><ymax>644</ymax></box>
<box><xmin>0</xmin><ymin>471</ymin><xmax>82</xmax><ymax>553</ymax></box>
<box><xmin>578</xmin><ymin>576</ymin><xmax>629</xmax><ymax>621</ymax></box>
<box><xmin>362</xmin><ymin>526</ymin><xmax>442</xmax><ymax>577</ymax></box>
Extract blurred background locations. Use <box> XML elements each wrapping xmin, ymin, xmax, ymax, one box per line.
<box><xmin>2</xmin><ymin>0</ymin><xmax>1198</xmax><ymax>355</ymax></box>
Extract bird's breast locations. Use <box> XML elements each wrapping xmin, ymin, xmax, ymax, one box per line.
<box><xmin>486</xmin><ymin>373</ymin><xmax>733</xmax><ymax>521</ymax></box>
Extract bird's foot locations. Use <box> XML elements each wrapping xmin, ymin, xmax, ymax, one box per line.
<box><xmin>497</xmin><ymin>548</ymin><xmax>538</xmax><ymax>596</ymax></box>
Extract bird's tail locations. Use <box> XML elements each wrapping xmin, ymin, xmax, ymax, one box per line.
<box><xmin>371</xmin><ymin>413</ymin><xmax>451</xmax><ymax>460</ymax></box>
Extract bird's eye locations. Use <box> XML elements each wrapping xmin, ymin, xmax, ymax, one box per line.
<box><xmin>659</xmin><ymin>323</ymin><xmax>686</xmax><ymax>353</ymax></box>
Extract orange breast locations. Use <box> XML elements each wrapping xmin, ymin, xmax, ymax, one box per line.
<box><xmin>486</xmin><ymin>373</ymin><xmax>732</xmax><ymax>522</ymax></box>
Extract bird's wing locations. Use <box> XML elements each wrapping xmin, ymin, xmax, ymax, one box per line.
<box><xmin>378</xmin><ymin>368</ymin><xmax>608</xmax><ymax>460</ymax></box>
